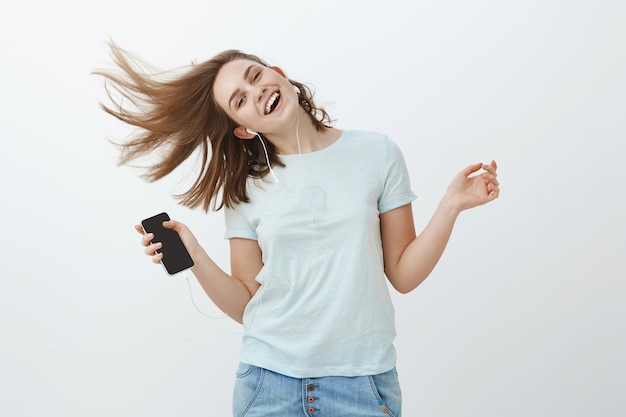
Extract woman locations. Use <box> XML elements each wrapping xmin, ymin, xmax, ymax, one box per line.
<box><xmin>96</xmin><ymin>43</ymin><xmax>499</xmax><ymax>417</ymax></box>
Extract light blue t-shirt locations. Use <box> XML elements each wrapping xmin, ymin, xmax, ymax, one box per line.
<box><xmin>224</xmin><ymin>130</ymin><xmax>416</xmax><ymax>378</ymax></box>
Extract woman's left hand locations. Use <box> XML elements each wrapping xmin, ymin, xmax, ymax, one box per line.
<box><xmin>444</xmin><ymin>160</ymin><xmax>500</xmax><ymax>213</ymax></box>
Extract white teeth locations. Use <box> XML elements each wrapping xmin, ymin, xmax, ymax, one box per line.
<box><xmin>265</xmin><ymin>92</ymin><xmax>280</xmax><ymax>114</ymax></box>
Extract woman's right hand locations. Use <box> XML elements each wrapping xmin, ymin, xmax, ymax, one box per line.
<box><xmin>134</xmin><ymin>219</ymin><xmax>199</xmax><ymax>264</ymax></box>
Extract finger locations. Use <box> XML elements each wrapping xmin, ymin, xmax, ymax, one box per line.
<box><xmin>462</xmin><ymin>162</ymin><xmax>483</xmax><ymax>177</ymax></box>
<box><xmin>141</xmin><ymin>232</ymin><xmax>155</xmax><ymax>247</ymax></box>
<box><xmin>145</xmin><ymin>241</ymin><xmax>162</xmax><ymax>256</ymax></box>
<box><xmin>162</xmin><ymin>219</ymin><xmax>181</xmax><ymax>231</ymax></box>
<box><xmin>482</xmin><ymin>174</ymin><xmax>500</xmax><ymax>187</ymax></box>
<box><xmin>134</xmin><ymin>224</ymin><xmax>145</xmax><ymax>235</ymax></box>
<box><xmin>152</xmin><ymin>252</ymin><xmax>163</xmax><ymax>264</ymax></box>
<box><xmin>482</xmin><ymin>163</ymin><xmax>497</xmax><ymax>176</ymax></box>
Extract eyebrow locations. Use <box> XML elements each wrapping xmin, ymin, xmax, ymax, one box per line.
<box><xmin>228</xmin><ymin>64</ymin><xmax>256</xmax><ymax>109</ymax></box>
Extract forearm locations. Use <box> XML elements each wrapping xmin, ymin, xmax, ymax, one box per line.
<box><xmin>389</xmin><ymin>198</ymin><xmax>460</xmax><ymax>293</ymax></box>
<box><xmin>188</xmin><ymin>245</ymin><xmax>252</xmax><ymax>323</ymax></box>
<box><xmin>383</xmin><ymin>161</ymin><xmax>499</xmax><ymax>293</ymax></box>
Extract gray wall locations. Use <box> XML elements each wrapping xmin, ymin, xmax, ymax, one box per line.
<box><xmin>1</xmin><ymin>0</ymin><xmax>624</xmax><ymax>416</ymax></box>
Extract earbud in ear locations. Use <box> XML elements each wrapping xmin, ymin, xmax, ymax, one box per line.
<box><xmin>246</xmin><ymin>128</ymin><xmax>257</xmax><ymax>135</ymax></box>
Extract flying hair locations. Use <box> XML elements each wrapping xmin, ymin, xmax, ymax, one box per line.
<box><xmin>93</xmin><ymin>41</ymin><xmax>333</xmax><ymax>211</ymax></box>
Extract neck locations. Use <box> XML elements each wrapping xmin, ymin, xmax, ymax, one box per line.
<box><xmin>266</xmin><ymin>109</ymin><xmax>330</xmax><ymax>155</ymax></box>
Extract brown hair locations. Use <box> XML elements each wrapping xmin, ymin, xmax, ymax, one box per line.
<box><xmin>94</xmin><ymin>42</ymin><xmax>332</xmax><ymax>211</ymax></box>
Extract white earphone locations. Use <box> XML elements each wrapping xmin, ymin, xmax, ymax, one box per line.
<box><xmin>247</xmin><ymin>129</ymin><xmax>279</xmax><ymax>184</ymax></box>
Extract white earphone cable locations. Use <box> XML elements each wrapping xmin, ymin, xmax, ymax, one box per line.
<box><xmin>182</xmin><ymin>272</ymin><xmax>228</xmax><ymax>320</ymax></box>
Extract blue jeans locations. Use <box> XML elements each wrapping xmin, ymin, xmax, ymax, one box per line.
<box><xmin>233</xmin><ymin>363</ymin><xmax>402</xmax><ymax>417</ymax></box>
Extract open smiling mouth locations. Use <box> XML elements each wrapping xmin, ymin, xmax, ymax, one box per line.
<box><xmin>265</xmin><ymin>92</ymin><xmax>280</xmax><ymax>115</ymax></box>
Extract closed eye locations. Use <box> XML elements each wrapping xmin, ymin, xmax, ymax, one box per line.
<box><xmin>232</xmin><ymin>67</ymin><xmax>262</xmax><ymax>109</ymax></box>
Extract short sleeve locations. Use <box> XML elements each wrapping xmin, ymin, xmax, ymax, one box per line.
<box><xmin>224</xmin><ymin>203</ymin><xmax>258</xmax><ymax>240</ymax></box>
<box><xmin>377</xmin><ymin>137</ymin><xmax>417</xmax><ymax>213</ymax></box>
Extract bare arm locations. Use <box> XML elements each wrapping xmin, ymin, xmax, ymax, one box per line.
<box><xmin>136</xmin><ymin>222</ymin><xmax>262</xmax><ymax>324</ymax></box>
<box><xmin>382</xmin><ymin>161</ymin><xmax>500</xmax><ymax>293</ymax></box>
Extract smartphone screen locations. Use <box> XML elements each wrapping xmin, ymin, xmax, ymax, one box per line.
<box><xmin>141</xmin><ymin>212</ymin><xmax>194</xmax><ymax>275</ymax></box>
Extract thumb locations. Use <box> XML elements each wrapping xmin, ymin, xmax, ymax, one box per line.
<box><xmin>461</xmin><ymin>162</ymin><xmax>483</xmax><ymax>177</ymax></box>
<box><xmin>162</xmin><ymin>219</ymin><xmax>178</xmax><ymax>230</ymax></box>
<box><xmin>163</xmin><ymin>219</ymin><xmax>186</xmax><ymax>233</ymax></box>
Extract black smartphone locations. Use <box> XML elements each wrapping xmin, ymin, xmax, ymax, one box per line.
<box><xmin>141</xmin><ymin>212</ymin><xmax>194</xmax><ymax>275</ymax></box>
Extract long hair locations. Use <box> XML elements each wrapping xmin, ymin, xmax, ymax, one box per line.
<box><xmin>93</xmin><ymin>42</ymin><xmax>332</xmax><ymax>211</ymax></box>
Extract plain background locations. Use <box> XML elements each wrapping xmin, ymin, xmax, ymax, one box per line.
<box><xmin>1</xmin><ymin>0</ymin><xmax>624</xmax><ymax>416</ymax></box>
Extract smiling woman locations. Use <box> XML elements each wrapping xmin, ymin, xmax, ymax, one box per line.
<box><xmin>93</xmin><ymin>43</ymin><xmax>331</xmax><ymax>212</ymax></box>
<box><xmin>94</xmin><ymin>41</ymin><xmax>499</xmax><ymax>417</ymax></box>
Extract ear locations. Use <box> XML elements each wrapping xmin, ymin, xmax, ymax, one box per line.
<box><xmin>233</xmin><ymin>126</ymin><xmax>256</xmax><ymax>140</ymax></box>
<box><xmin>272</xmin><ymin>66</ymin><xmax>287</xmax><ymax>78</ymax></box>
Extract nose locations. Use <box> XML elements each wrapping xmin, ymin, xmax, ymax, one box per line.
<box><xmin>256</xmin><ymin>87</ymin><xmax>267</xmax><ymax>103</ymax></box>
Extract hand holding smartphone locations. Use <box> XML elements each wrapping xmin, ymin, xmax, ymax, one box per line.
<box><xmin>141</xmin><ymin>212</ymin><xmax>195</xmax><ymax>275</ymax></box>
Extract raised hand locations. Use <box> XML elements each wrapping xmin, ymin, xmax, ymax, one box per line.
<box><xmin>443</xmin><ymin>160</ymin><xmax>500</xmax><ymax>213</ymax></box>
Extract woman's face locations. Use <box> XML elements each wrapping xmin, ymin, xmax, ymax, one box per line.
<box><xmin>213</xmin><ymin>59</ymin><xmax>298</xmax><ymax>137</ymax></box>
